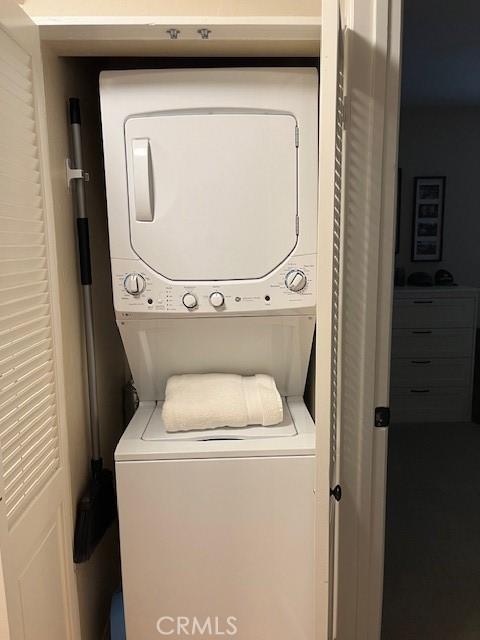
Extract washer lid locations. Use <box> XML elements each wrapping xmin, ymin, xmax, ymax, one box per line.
<box><xmin>142</xmin><ymin>398</ymin><xmax>297</xmax><ymax>441</ymax></box>
<box><xmin>125</xmin><ymin>111</ymin><xmax>298</xmax><ymax>281</ymax></box>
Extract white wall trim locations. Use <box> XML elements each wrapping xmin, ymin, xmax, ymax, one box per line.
<box><xmin>32</xmin><ymin>15</ymin><xmax>321</xmax><ymax>26</ymax></box>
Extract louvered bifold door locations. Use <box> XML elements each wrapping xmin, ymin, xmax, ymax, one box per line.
<box><xmin>327</xmin><ymin>20</ymin><xmax>346</xmax><ymax>640</ymax></box>
<box><xmin>316</xmin><ymin>2</ymin><xmax>345</xmax><ymax>640</ymax></box>
<box><xmin>0</xmin><ymin>23</ymin><xmax>58</xmax><ymax>526</ymax></box>
<box><xmin>0</xmin><ymin>32</ymin><xmax>58</xmax><ymax>522</ymax></box>
<box><xmin>0</xmin><ymin>3</ymin><xmax>79</xmax><ymax>639</ymax></box>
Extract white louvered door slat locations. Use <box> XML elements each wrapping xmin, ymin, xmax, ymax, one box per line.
<box><xmin>0</xmin><ymin>394</ymin><xmax>56</xmax><ymax>448</ymax></box>
<box><xmin>1</xmin><ymin>343</ymin><xmax>53</xmax><ymax>383</ymax></box>
<box><xmin>0</xmin><ymin>323</ymin><xmax>51</xmax><ymax>361</ymax></box>
<box><xmin>0</xmin><ymin>286</ymin><xmax>49</xmax><ymax>311</ymax></box>
<box><xmin>0</xmin><ymin>207</ymin><xmax>43</xmax><ymax>224</ymax></box>
<box><xmin>0</xmin><ymin>75</ymin><xmax>33</xmax><ymax>106</ymax></box>
<box><xmin>2</xmin><ymin>411</ymin><xmax>55</xmax><ymax>468</ymax></box>
<box><xmin>2</xmin><ymin>257</ymin><xmax>47</xmax><ymax>276</ymax></box>
<box><xmin>0</xmin><ymin>159</ymin><xmax>40</xmax><ymax>185</ymax></box>
<box><xmin>0</xmin><ymin>151</ymin><xmax>39</xmax><ymax>177</ymax></box>
<box><xmin>0</xmin><ymin>90</ymin><xmax>35</xmax><ymax>120</ymax></box>
<box><xmin>0</xmin><ymin>304</ymin><xmax>50</xmax><ymax>334</ymax></box>
<box><xmin>0</xmin><ymin>91</ymin><xmax>35</xmax><ymax>122</ymax></box>
<box><xmin>0</xmin><ymin>3</ymin><xmax>80</xmax><ymax>639</ymax></box>
<box><xmin>0</xmin><ymin>115</ymin><xmax>37</xmax><ymax>142</ymax></box>
<box><xmin>0</xmin><ymin>177</ymin><xmax>41</xmax><ymax>209</ymax></box>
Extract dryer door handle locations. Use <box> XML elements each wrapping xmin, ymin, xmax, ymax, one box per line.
<box><xmin>132</xmin><ymin>138</ymin><xmax>154</xmax><ymax>221</ymax></box>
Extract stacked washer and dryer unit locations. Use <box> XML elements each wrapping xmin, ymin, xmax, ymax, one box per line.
<box><xmin>100</xmin><ymin>68</ymin><xmax>322</xmax><ymax>639</ymax></box>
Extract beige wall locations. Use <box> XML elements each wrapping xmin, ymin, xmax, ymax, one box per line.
<box><xmin>22</xmin><ymin>0</ymin><xmax>320</xmax><ymax>17</ymax></box>
<box><xmin>41</xmin><ymin>48</ymin><xmax>125</xmax><ymax>640</ymax></box>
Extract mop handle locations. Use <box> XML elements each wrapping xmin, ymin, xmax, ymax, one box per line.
<box><xmin>69</xmin><ymin>98</ymin><xmax>101</xmax><ymax>462</ymax></box>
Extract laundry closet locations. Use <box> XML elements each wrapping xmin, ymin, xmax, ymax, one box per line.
<box><xmin>0</xmin><ymin>2</ymin><xmax>401</xmax><ymax>639</ymax></box>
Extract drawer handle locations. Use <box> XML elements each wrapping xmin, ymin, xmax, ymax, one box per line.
<box><xmin>413</xmin><ymin>300</ymin><xmax>433</xmax><ymax>304</ymax></box>
<box><xmin>412</xmin><ymin>330</ymin><xmax>432</xmax><ymax>334</ymax></box>
<box><xmin>411</xmin><ymin>360</ymin><xmax>432</xmax><ymax>364</ymax></box>
<box><xmin>410</xmin><ymin>389</ymin><xmax>430</xmax><ymax>393</ymax></box>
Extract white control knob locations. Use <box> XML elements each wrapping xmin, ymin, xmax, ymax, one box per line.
<box><xmin>209</xmin><ymin>292</ymin><xmax>225</xmax><ymax>308</ymax></box>
<box><xmin>124</xmin><ymin>273</ymin><xmax>146</xmax><ymax>296</ymax></box>
<box><xmin>285</xmin><ymin>269</ymin><xmax>307</xmax><ymax>292</ymax></box>
<box><xmin>182</xmin><ymin>293</ymin><xmax>198</xmax><ymax>309</ymax></box>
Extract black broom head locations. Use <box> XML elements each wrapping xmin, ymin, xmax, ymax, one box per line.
<box><xmin>73</xmin><ymin>460</ymin><xmax>117</xmax><ymax>563</ymax></box>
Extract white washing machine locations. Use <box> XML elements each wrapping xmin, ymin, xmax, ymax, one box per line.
<box><xmin>100</xmin><ymin>68</ymin><xmax>319</xmax><ymax>639</ymax></box>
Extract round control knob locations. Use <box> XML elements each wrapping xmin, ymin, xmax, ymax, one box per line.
<box><xmin>124</xmin><ymin>273</ymin><xmax>146</xmax><ymax>296</ymax></box>
<box><xmin>182</xmin><ymin>293</ymin><xmax>198</xmax><ymax>309</ymax></box>
<box><xmin>209</xmin><ymin>292</ymin><xmax>225</xmax><ymax>308</ymax></box>
<box><xmin>285</xmin><ymin>269</ymin><xmax>307</xmax><ymax>292</ymax></box>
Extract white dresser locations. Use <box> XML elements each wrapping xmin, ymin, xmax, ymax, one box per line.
<box><xmin>391</xmin><ymin>287</ymin><xmax>478</xmax><ymax>422</ymax></box>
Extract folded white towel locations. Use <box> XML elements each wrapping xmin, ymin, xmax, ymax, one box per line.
<box><xmin>162</xmin><ymin>373</ymin><xmax>283</xmax><ymax>432</ymax></box>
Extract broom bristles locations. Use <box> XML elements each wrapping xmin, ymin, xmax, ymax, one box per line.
<box><xmin>74</xmin><ymin>465</ymin><xmax>117</xmax><ymax>563</ymax></box>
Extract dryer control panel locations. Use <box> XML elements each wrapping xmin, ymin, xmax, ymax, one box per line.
<box><xmin>100</xmin><ymin>69</ymin><xmax>319</xmax><ymax>319</ymax></box>
<box><xmin>112</xmin><ymin>255</ymin><xmax>316</xmax><ymax>316</ymax></box>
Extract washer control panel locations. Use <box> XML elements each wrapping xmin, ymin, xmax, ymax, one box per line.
<box><xmin>113</xmin><ymin>254</ymin><xmax>316</xmax><ymax>315</ymax></box>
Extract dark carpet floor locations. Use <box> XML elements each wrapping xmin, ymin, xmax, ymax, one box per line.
<box><xmin>382</xmin><ymin>422</ymin><xmax>480</xmax><ymax>640</ymax></box>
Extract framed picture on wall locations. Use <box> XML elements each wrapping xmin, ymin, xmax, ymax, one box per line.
<box><xmin>412</xmin><ymin>176</ymin><xmax>446</xmax><ymax>261</ymax></box>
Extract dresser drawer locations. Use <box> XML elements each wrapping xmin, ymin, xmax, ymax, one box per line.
<box><xmin>393</xmin><ymin>296</ymin><xmax>475</xmax><ymax>329</ymax></box>
<box><xmin>390</xmin><ymin>386</ymin><xmax>471</xmax><ymax>422</ymax></box>
<box><xmin>391</xmin><ymin>328</ymin><xmax>473</xmax><ymax>358</ymax></box>
<box><xmin>390</xmin><ymin>357</ymin><xmax>471</xmax><ymax>387</ymax></box>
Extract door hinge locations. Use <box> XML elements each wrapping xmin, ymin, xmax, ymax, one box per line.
<box><xmin>375</xmin><ymin>406</ymin><xmax>390</xmax><ymax>428</ymax></box>
<box><xmin>295</xmin><ymin>125</ymin><xmax>299</xmax><ymax>147</ymax></box>
<box><xmin>330</xmin><ymin>485</ymin><xmax>342</xmax><ymax>502</ymax></box>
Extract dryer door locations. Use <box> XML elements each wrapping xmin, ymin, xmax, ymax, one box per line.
<box><xmin>125</xmin><ymin>111</ymin><xmax>298</xmax><ymax>281</ymax></box>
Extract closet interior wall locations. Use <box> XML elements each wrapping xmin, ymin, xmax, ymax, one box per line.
<box><xmin>41</xmin><ymin>49</ymin><xmax>126</xmax><ymax>640</ymax></box>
